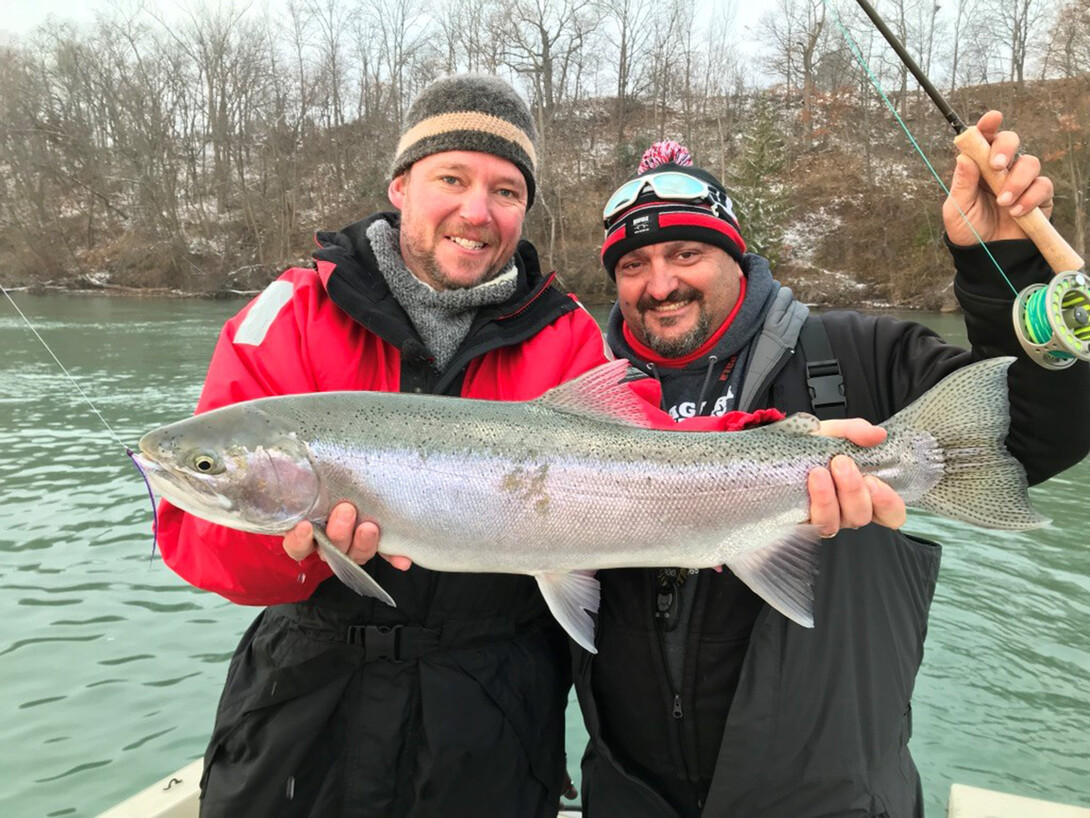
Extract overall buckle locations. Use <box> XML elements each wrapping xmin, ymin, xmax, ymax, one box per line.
<box><xmin>346</xmin><ymin>624</ymin><xmax>402</xmax><ymax>662</ymax></box>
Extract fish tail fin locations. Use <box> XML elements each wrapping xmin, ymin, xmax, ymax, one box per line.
<box><xmin>313</xmin><ymin>527</ymin><xmax>397</xmax><ymax>606</ymax></box>
<box><xmin>883</xmin><ymin>357</ymin><xmax>1049</xmax><ymax>530</ymax></box>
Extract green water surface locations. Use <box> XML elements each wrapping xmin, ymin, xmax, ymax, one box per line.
<box><xmin>0</xmin><ymin>294</ymin><xmax>1087</xmax><ymax>816</ymax></box>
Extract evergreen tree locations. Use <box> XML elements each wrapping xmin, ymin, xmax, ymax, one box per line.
<box><xmin>725</xmin><ymin>93</ymin><xmax>794</xmax><ymax>268</ymax></box>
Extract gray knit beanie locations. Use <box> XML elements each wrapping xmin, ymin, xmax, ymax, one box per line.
<box><xmin>389</xmin><ymin>74</ymin><xmax>538</xmax><ymax>207</ymax></box>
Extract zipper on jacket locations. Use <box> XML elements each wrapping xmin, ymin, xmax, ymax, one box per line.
<box><xmin>654</xmin><ymin>623</ymin><xmax>689</xmax><ymax>771</ymax></box>
<box><xmin>655</xmin><ymin>570</ymin><xmax>716</xmax><ymax>814</ymax></box>
<box><xmin>652</xmin><ymin>572</ymin><xmax>694</xmax><ymax>786</ymax></box>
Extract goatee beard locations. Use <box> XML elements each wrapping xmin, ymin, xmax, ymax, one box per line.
<box><xmin>638</xmin><ymin>287</ymin><xmax>710</xmax><ymax>357</ymax></box>
<box><xmin>642</xmin><ymin>311</ymin><xmax>711</xmax><ymax>357</ymax></box>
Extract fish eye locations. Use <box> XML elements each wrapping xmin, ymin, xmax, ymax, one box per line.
<box><xmin>189</xmin><ymin>452</ymin><xmax>224</xmax><ymax>474</ymax></box>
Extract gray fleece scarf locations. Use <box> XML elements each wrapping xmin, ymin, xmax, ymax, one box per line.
<box><xmin>367</xmin><ymin>219</ymin><xmax>518</xmax><ymax>370</ymax></box>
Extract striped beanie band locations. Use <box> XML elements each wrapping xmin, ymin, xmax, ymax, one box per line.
<box><xmin>389</xmin><ymin>74</ymin><xmax>538</xmax><ymax>208</ymax></box>
<box><xmin>601</xmin><ymin>141</ymin><xmax>746</xmax><ymax>279</ymax></box>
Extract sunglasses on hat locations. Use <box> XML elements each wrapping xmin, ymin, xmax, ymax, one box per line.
<box><xmin>602</xmin><ymin>172</ymin><xmax>733</xmax><ymax>226</ymax></box>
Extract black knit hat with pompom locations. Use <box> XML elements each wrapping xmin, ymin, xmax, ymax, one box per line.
<box><xmin>601</xmin><ymin>140</ymin><xmax>745</xmax><ymax>279</ymax></box>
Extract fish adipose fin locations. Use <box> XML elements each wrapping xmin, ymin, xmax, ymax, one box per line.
<box><xmin>884</xmin><ymin>357</ymin><xmax>1049</xmax><ymax>530</ymax></box>
<box><xmin>725</xmin><ymin>525</ymin><xmax>822</xmax><ymax>628</ymax></box>
<box><xmin>767</xmin><ymin>413</ymin><xmax>822</xmax><ymax>435</ymax></box>
<box><xmin>534</xmin><ymin>359</ymin><xmax>659</xmax><ymax>428</ymax></box>
<box><xmin>313</xmin><ymin>527</ymin><xmax>397</xmax><ymax>606</ymax></box>
<box><xmin>536</xmin><ymin>570</ymin><xmax>601</xmax><ymax>654</ymax></box>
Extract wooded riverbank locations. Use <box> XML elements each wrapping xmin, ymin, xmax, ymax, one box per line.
<box><xmin>2</xmin><ymin>1</ymin><xmax>1088</xmax><ymax>308</ymax></box>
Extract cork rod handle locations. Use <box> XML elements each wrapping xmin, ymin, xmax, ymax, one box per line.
<box><xmin>953</xmin><ymin>126</ymin><xmax>1084</xmax><ymax>274</ymax></box>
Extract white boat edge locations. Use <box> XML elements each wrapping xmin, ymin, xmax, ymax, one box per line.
<box><xmin>947</xmin><ymin>783</ymin><xmax>1090</xmax><ymax>817</ymax></box>
<box><xmin>94</xmin><ymin>757</ymin><xmax>584</xmax><ymax>817</ymax></box>
<box><xmin>96</xmin><ymin>758</ymin><xmax>201</xmax><ymax>818</ymax></box>
<box><xmin>96</xmin><ymin>759</ymin><xmax>1090</xmax><ymax>818</ymax></box>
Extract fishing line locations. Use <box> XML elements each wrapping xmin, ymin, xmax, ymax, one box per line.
<box><xmin>1</xmin><ymin>283</ymin><xmax>161</xmax><ymax>556</ymax></box>
<box><xmin>1</xmin><ymin>283</ymin><xmax>131</xmax><ymax>450</ymax></box>
<box><xmin>822</xmin><ymin>0</ymin><xmax>1019</xmax><ymax>297</ymax></box>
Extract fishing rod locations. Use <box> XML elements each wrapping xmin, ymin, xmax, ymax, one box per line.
<box><xmin>850</xmin><ymin>0</ymin><xmax>1090</xmax><ymax>370</ymax></box>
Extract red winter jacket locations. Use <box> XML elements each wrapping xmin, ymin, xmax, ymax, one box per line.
<box><xmin>157</xmin><ymin>215</ymin><xmax>778</xmax><ymax>605</ymax></box>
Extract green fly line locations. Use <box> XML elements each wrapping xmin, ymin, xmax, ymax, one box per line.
<box><xmin>1</xmin><ymin>283</ymin><xmax>129</xmax><ymax>451</ymax></box>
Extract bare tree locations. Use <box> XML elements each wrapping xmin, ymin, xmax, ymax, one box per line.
<box><xmin>758</xmin><ymin>0</ymin><xmax>829</xmax><ymax>129</ymax></box>
<box><xmin>947</xmin><ymin>0</ymin><xmax>983</xmax><ymax>91</ymax></box>
<box><xmin>992</xmin><ymin>0</ymin><xmax>1047</xmax><ymax>86</ymax></box>
<box><xmin>435</xmin><ymin>0</ymin><xmax>506</xmax><ymax>73</ymax></box>
<box><xmin>1044</xmin><ymin>0</ymin><xmax>1090</xmax><ymax>75</ymax></box>
<box><xmin>498</xmin><ymin>0</ymin><xmax>600</xmax><ymax>132</ymax></box>
<box><xmin>598</xmin><ymin>0</ymin><xmax>657</xmax><ymax>152</ymax></box>
<box><xmin>366</xmin><ymin>0</ymin><xmax>429</xmax><ymax>130</ymax></box>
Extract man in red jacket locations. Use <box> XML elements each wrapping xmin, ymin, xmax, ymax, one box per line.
<box><xmin>158</xmin><ymin>73</ymin><xmax>902</xmax><ymax>818</ymax></box>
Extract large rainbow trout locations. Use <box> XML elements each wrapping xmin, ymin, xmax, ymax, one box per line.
<box><xmin>134</xmin><ymin>357</ymin><xmax>1045</xmax><ymax>652</ymax></box>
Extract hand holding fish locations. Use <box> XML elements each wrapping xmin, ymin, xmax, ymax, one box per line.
<box><xmin>807</xmin><ymin>419</ymin><xmax>907</xmax><ymax>536</ymax></box>
<box><xmin>280</xmin><ymin>417</ymin><xmax>909</xmax><ymax>571</ymax></box>
<box><xmin>282</xmin><ymin>508</ymin><xmax>409</xmax><ymax>570</ymax></box>
<box><xmin>944</xmin><ymin>110</ymin><xmax>1055</xmax><ymax>246</ymax></box>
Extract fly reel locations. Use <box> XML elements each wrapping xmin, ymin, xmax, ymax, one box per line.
<box><xmin>1013</xmin><ymin>270</ymin><xmax>1090</xmax><ymax>370</ymax></box>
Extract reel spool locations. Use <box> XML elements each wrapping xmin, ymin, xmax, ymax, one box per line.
<box><xmin>1013</xmin><ymin>270</ymin><xmax>1090</xmax><ymax>370</ymax></box>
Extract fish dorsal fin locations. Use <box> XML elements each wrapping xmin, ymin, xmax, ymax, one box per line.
<box><xmin>534</xmin><ymin>359</ymin><xmax>657</xmax><ymax>428</ymax></box>
<box><xmin>768</xmin><ymin>413</ymin><xmax>822</xmax><ymax>435</ymax></box>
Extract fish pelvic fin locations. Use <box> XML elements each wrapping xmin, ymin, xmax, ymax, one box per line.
<box><xmin>536</xmin><ymin>570</ymin><xmax>601</xmax><ymax>654</ymax></box>
<box><xmin>534</xmin><ymin>359</ymin><xmax>659</xmax><ymax>428</ymax></box>
<box><xmin>883</xmin><ymin>357</ymin><xmax>1049</xmax><ymax>530</ymax></box>
<box><xmin>725</xmin><ymin>525</ymin><xmax>822</xmax><ymax>628</ymax></box>
<box><xmin>313</xmin><ymin>527</ymin><xmax>397</xmax><ymax>606</ymax></box>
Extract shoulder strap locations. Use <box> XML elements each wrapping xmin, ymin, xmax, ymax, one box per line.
<box><xmin>798</xmin><ymin>315</ymin><xmax>847</xmax><ymax>419</ymax></box>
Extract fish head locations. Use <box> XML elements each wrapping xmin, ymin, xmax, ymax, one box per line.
<box><xmin>134</xmin><ymin>403</ymin><xmax>321</xmax><ymax>534</ymax></box>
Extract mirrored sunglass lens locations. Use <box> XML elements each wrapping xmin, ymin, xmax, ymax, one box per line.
<box><xmin>604</xmin><ymin>181</ymin><xmax>645</xmax><ymax>217</ymax></box>
<box><xmin>604</xmin><ymin>174</ymin><xmax>709</xmax><ymax>220</ymax></box>
<box><xmin>649</xmin><ymin>173</ymin><xmax>707</xmax><ymax>197</ymax></box>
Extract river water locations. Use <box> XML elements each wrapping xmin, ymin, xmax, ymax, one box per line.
<box><xmin>1</xmin><ymin>294</ymin><xmax>1087</xmax><ymax>817</ymax></box>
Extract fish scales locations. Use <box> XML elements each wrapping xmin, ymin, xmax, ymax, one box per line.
<box><xmin>274</xmin><ymin>397</ymin><xmax>848</xmax><ymax>569</ymax></box>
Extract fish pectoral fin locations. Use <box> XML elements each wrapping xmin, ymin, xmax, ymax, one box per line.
<box><xmin>536</xmin><ymin>570</ymin><xmax>601</xmax><ymax>654</ymax></box>
<box><xmin>313</xmin><ymin>526</ymin><xmax>396</xmax><ymax>607</ymax></box>
<box><xmin>724</xmin><ymin>525</ymin><xmax>822</xmax><ymax>628</ymax></box>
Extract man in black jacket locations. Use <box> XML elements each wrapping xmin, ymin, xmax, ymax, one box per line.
<box><xmin>575</xmin><ymin>112</ymin><xmax>1090</xmax><ymax>817</ymax></box>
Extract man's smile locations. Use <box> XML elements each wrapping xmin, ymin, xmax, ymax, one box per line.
<box><xmin>448</xmin><ymin>235</ymin><xmax>487</xmax><ymax>251</ymax></box>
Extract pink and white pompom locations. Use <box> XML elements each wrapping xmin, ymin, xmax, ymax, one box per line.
<box><xmin>638</xmin><ymin>141</ymin><xmax>693</xmax><ymax>173</ymax></box>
